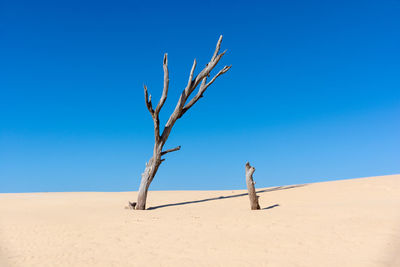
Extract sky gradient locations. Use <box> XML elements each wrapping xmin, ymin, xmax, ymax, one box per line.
<box><xmin>1</xmin><ymin>0</ymin><xmax>399</xmax><ymax>192</ymax></box>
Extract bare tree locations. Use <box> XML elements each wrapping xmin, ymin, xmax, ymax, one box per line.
<box><xmin>245</xmin><ymin>162</ymin><xmax>260</xmax><ymax>210</ymax></box>
<box><xmin>131</xmin><ymin>36</ymin><xmax>231</xmax><ymax>210</ymax></box>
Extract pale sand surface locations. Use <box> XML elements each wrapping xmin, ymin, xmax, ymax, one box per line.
<box><xmin>1</xmin><ymin>174</ymin><xmax>399</xmax><ymax>267</ymax></box>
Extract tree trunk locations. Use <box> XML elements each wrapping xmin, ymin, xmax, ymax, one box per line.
<box><xmin>245</xmin><ymin>162</ymin><xmax>260</xmax><ymax>210</ymax></box>
<box><xmin>135</xmin><ymin>155</ymin><xmax>162</xmax><ymax>210</ymax></box>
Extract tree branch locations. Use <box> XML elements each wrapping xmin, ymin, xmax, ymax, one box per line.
<box><xmin>212</xmin><ymin>35</ymin><xmax>223</xmax><ymax>61</ymax></box>
<box><xmin>161</xmin><ymin>146</ymin><xmax>181</xmax><ymax>156</ymax></box>
<box><xmin>154</xmin><ymin>53</ymin><xmax>169</xmax><ymax>116</ymax></box>
<box><xmin>187</xmin><ymin>59</ymin><xmax>197</xmax><ymax>88</ymax></box>
<box><xmin>160</xmin><ymin>35</ymin><xmax>230</xmax><ymax>144</ymax></box>
<box><xmin>144</xmin><ymin>85</ymin><xmax>154</xmax><ymax>116</ymax></box>
<box><xmin>190</xmin><ymin>49</ymin><xmax>227</xmax><ymax>94</ymax></box>
<box><xmin>204</xmin><ymin>65</ymin><xmax>231</xmax><ymax>89</ymax></box>
<box><xmin>181</xmin><ymin>65</ymin><xmax>231</xmax><ymax>116</ymax></box>
<box><xmin>177</xmin><ymin>36</ymin><xmax>227</xmax><ymax>117</ymax></box>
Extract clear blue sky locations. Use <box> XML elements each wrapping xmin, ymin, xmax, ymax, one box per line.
<box><xmin>1</xmin><ymin>0</ymin><xmax>399</xmax><ymax>193</ymax></box>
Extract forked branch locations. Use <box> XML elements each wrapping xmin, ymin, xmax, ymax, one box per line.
<box><xmin>143</xmin><ymin>35</ymin><xmax>230</xmax><ymax>151</ymax></box>
<box><xmin>181</xmin><ymin>65</ymin><xmax>231</xmax><ymax>116</ymax></box>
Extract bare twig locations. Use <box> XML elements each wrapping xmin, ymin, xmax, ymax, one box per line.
<box><xmin>212</xmin><ymin>35</ymin><xmax>223</xmax><ymax>61</ymax></box>
<box><xmin>187</xmin><ymin>59</ymin><xmax>197</xmax><ymax>88</ymax></box>
<box><xmin>144</xmin><ymin>85</ymin><xmax>154</xmax><ymax>116</ymax></box>
<box><xmin>154</xmin><ymin>53</ymin><xmax>169</xmax><ymax>116</ymax></box>
<box><xmin>161</xmin><ymin>146</ymin><xmax>181</xmax><ymax>156</ymax></box>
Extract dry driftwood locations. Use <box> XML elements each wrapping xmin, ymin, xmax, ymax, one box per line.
<box><xmin>245</xmin><ymin>162</ymin><xmax>260</xmax><ymax>210</ymax></box>
<box><xmin>132</xmin><ymin>36</ymin><xmax>231</xmax><ymax>210</ymax></box>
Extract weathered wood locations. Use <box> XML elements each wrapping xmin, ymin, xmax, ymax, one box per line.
<box><xmin>161</xmin><ymin>146</ymin><xmax>181</xmax><ymax>156</ymax></box>
<box><xmin>245</xmin><ymin>162</ymin><xmax>260</xmax><ymax>210</ymax></box>
<box><xmin>133</xmin><ymin>36</ymin><xmax>231</xmax><ymax>210</ymax></box>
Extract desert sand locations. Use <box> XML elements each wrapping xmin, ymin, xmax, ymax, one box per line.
<box><xmin>1</xmin><ymin>174</ymin><xmax>399</xmax><ymax>267</ymax></box>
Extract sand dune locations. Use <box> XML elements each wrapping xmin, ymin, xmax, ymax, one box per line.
<box><xmin>1</xmin><ymin>174</ymin><xmax>399</xmax><ymax>266</ymax></box>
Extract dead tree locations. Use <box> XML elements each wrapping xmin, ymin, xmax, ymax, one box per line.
<box><xmin>245</xmin><ymin>162</ymin><xmax>260</xmax><ymax>210</ymax></box>
<box><xmin>132</xmin><ymin>36</ymin><xmax>231</xmax><ymax>210</ymax></box>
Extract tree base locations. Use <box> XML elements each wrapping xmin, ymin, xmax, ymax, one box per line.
<box><xmin>128</xmin><ymin>202</ymin><xmax>137</xmax><ymax>210</ymax></box>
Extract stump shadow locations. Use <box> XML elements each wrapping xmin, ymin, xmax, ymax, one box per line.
<box><xmin>147</xmin><ymin>184</ymin><xmax>305</xmax><ymax>210</ymax></box>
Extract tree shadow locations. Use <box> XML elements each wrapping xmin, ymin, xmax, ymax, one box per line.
<box><xmin>147</xmin><ymin>184</ymin><xmax>305</xmax><ymax>210</ymax></box>
<box><xmin>262</xmin><ymin>204</ymin><xmax>280</xmax><ymax>210</ymax></box>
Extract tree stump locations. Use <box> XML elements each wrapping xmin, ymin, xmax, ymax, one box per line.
<box><xmin>245</xmin><ymin>162</ymin><xmax>260</xmax><ymax>210</ymax></box>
